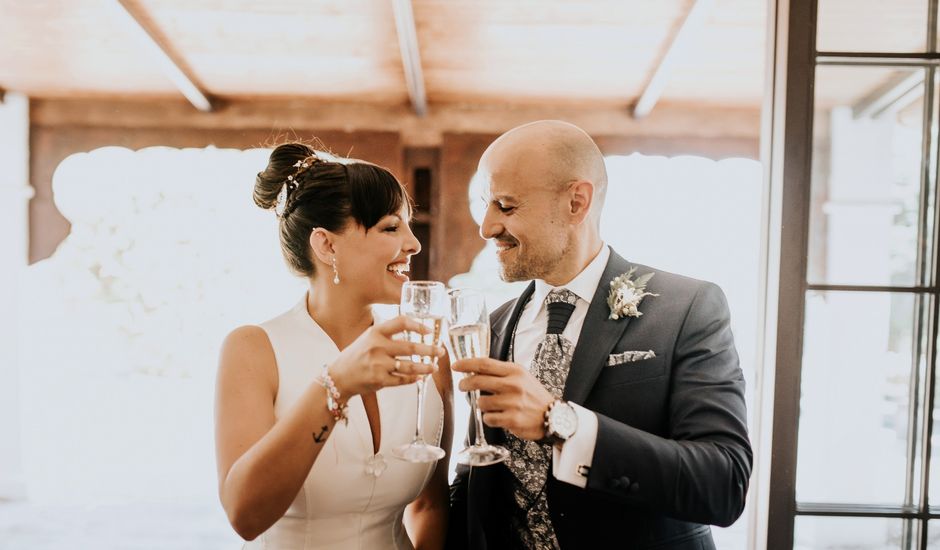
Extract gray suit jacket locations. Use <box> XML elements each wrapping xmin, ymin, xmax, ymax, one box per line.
<box><xmin>448</xmin><ymin>247</ymin><xmax>752</xmax><ymax>550</ymax></box>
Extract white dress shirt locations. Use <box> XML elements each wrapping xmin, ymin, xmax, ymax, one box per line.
<box><xmin>512</xmin><ymin>244</ymin><xmax>609</xmax><ymax>488</ymax></box>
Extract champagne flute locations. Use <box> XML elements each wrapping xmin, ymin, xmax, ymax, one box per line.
<box><xmin>447</xmin><ymin>289</ymin><xmax>510</xmax><ymax>466</ymax></box>
<box><xmin>391</xmin><ymin>281</ymin><xmax>448</xmax><ymax>463</ymax></box>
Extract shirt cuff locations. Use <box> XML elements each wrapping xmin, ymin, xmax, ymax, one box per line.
<box><xmin>551</xmin><ymin>403</ymin><xmax>598</xmax><ymax>488</ymax></box>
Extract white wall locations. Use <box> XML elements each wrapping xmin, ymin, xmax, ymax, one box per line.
<box><xmin>0</xmin><ymin>93</ymin><xmax>31</xmax><ymax>500</ymax></box>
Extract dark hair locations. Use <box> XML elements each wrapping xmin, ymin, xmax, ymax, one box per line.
<box><xmin>254</xmin><ymin>142</ymin><xmax>411</xmax><ymax>277</ymax></box>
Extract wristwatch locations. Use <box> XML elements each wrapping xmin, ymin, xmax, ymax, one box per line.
<box><xmin>542</xmin><ymin>399</ymin><xmax>578</xmax><ymax>444</ymax></box>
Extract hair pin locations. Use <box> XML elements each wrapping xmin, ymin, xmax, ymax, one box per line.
<box><xmin>275</xmin><ymin>154</ymin><xmax>321</xmax><ymax>218</ymax></box>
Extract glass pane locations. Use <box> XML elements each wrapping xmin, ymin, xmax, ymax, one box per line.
<box><xmin>817</xmin><ymin>0</ymin><xmax>927</xmax><ymax>53</ymax></box>
<box><xmin>797</xmin><ymin>291</ymin><xmax>920</xmax><ymax>505</ymax></box>
<box><xmin>929</xmin><ymin>521</ymin><xmax>940</xmax><ymax>548</ymax></box>
<box><xmin>795</xmin><ymin>516</ymin><xmax>908</xmax><ymax>550</ymax></box>
<box><xmin>808</xmin><ymin>66</ymin><xmax>927</xmax><ymax>286</ymax></box>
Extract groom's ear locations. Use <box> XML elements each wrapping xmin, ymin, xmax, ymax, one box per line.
<box><xmin>567</xmin><ymin>180</ymin><xmax>594</xmax><ymax>224</ymax></box>
<box><xmin>308</xmin><ymin>228</ymin><xmax>336</xmax><ymax>265</ymax></box>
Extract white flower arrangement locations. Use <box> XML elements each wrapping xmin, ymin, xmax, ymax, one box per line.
<box><xmin>607</xmin><ymin>267</ymin><xmax>659</xmax><ymax>320</ymax></box>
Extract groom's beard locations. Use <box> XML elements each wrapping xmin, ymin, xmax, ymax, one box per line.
<box><xmin>498</xmin><ymin>232</ymin><xmax>572</xmax><ymax>282</ymax></box>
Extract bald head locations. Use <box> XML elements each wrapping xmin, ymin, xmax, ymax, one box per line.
<box><xmin>481</xmin><ymin>120</ymin><xmax>608</xmax><ymax>218</ymax></box>
<box><xmin>477</xmin><ymin>121</ymin><xmax>607</xmax><ymax>284</ymax></box>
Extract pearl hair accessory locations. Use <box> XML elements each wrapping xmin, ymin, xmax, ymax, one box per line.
<box><xmin>274</xmin><ymin>155</ymin><xmax>319</xmax><ymax>219</ymax></box>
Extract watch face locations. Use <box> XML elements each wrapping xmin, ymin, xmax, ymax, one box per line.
<box><xmin>550</xmin><ymin>403</ymin><xmax>578</xmax><ymax>439</ymax></box>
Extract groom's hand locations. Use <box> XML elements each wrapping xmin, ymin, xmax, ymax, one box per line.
<box><xmin>452</xmin><ymin>358</ymin><xmax>554</xmax><ymax>441</ymax></box>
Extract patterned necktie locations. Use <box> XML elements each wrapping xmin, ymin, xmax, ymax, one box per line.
<box><xmin>505</xmin><ymin>288</ymin><xmax>578</xmax><ymax>550</ymax></box>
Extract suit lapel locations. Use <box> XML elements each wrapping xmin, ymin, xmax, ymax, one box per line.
<box><xmin>491</xmin><ymin>281</ymin><xmax>535</xmax><ymax>362</ymax></box>
<box><xmin>563</xmin><ymin>249</ymin><xmax>635</xmax><ymax>404</ymax></box>
<box><xmin>484</xmin><ymin>281</ymin><xmax>535</xmax><ymax>446</ymax></box>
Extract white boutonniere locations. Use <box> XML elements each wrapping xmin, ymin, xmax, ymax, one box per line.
<box><xmin>607</xmin><ymin>267</ymin><xmax>659</xmax><ymax>320</ymax></box>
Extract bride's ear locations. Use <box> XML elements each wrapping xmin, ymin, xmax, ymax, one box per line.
<box><xmin>309</xmin><ymin>228</ymin><xmax>336</xmax><ymax>265</ymax></box>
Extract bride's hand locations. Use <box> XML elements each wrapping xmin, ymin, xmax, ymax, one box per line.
<box><xmin>328</xmin><ymin>315</ymin><xmax>445</xmax><ymax>398</ymax></box>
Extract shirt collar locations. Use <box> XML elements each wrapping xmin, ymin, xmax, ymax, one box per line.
<box><xmin>533</xmin><ymin>243</ymin><xmax>610</xmax><ymax>308</ymax></box>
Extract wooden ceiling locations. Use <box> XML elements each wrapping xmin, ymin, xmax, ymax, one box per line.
<box><xmin>1</xmin><ymin>0</ymin><xmax>766</xmax><ymax>111</ymax></box>
<box><xmin>0</xmin><ymin>0</ymin><xmax>926</xmax><ymax>115</ymax></box>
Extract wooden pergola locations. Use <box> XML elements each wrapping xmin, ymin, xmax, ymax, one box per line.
<box><xmin>2</xmin><ymin>0</ymin><xmax>767</xmax><ymax>113</ymax></box>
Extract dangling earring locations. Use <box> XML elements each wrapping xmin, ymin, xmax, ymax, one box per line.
<box><xmin>331</xmin><ymin>255</ymin><xmax>340</xmax><ymax>285</ymax></box>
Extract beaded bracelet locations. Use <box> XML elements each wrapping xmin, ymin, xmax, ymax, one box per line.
<box><xmin>317</xmin><ymin>370</ymin><xmax>349</xmax><ymax>425</ymax></box>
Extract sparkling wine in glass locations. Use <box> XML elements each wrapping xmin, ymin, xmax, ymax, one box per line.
<box><xmin>391</xmin><ymin>281</ymin><xmax>448</xmax><ymax>463</ymax></box>
<box><xmin>448</xmin><ymin>289</ymin><xmax>510</xmax><ymax>467</ymax></box>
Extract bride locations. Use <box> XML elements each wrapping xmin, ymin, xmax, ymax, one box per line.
<box><xmin>215</xmin><ymin>143</ymin><xmax>453</xmax><ymax>549</ymax></box>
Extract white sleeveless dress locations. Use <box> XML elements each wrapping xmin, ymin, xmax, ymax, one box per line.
<box><xmin>245</xmin><ymin>297</ymin><xmax>445</xmax><ymax>550</ymax></box>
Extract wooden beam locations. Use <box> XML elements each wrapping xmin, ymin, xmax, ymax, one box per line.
<box><xmin>30</xmin><ymin>98</ymin><xmax>762</xmax><ymax>148</ymax></box>
<box><xmin>112</xmin><ymin>0</ymin><xmax>213</xmax><ymax>112</ymax></box>
<box><xmin>633</xmin><ymin>0</ymin><xmax>714</xmax><ymax>119</ymax></box>
<box><xmin>391</xmin><ymin>0</ymin><xmax>428</xmax><ymax>117</ymax></box>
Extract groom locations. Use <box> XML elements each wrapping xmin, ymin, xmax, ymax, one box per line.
<box><xmin>447</xmin><ymin>121</ymin><xmax>752</xmax><ymax>549</ymax></box>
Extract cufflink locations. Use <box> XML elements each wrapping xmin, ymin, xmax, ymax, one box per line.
<box><xmin>577</xmin><ymin>464</ymin><xmax>591</xmax><ymax>477</ymax></box>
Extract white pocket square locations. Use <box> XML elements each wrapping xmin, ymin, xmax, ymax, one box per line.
<box><xmin>607</xmin><ymin>350</ymin><xmax>657</xmax><ymax>366</ymax></box>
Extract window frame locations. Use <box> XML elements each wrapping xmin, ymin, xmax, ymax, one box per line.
<box><xmin>766</xmin><ymin>0</ymin><xmax>940</xmax><ymax>547</ymax></box>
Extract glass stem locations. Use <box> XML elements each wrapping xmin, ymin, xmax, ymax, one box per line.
<box><xmin>470</xmin><ymin>389</ymin><xmax>487</xmax><ymax>447</ymax></box>
<box><xmin>414</xmin><ymin>373</ymin><xmax>427</xmax><ymax>444</ymax></box>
